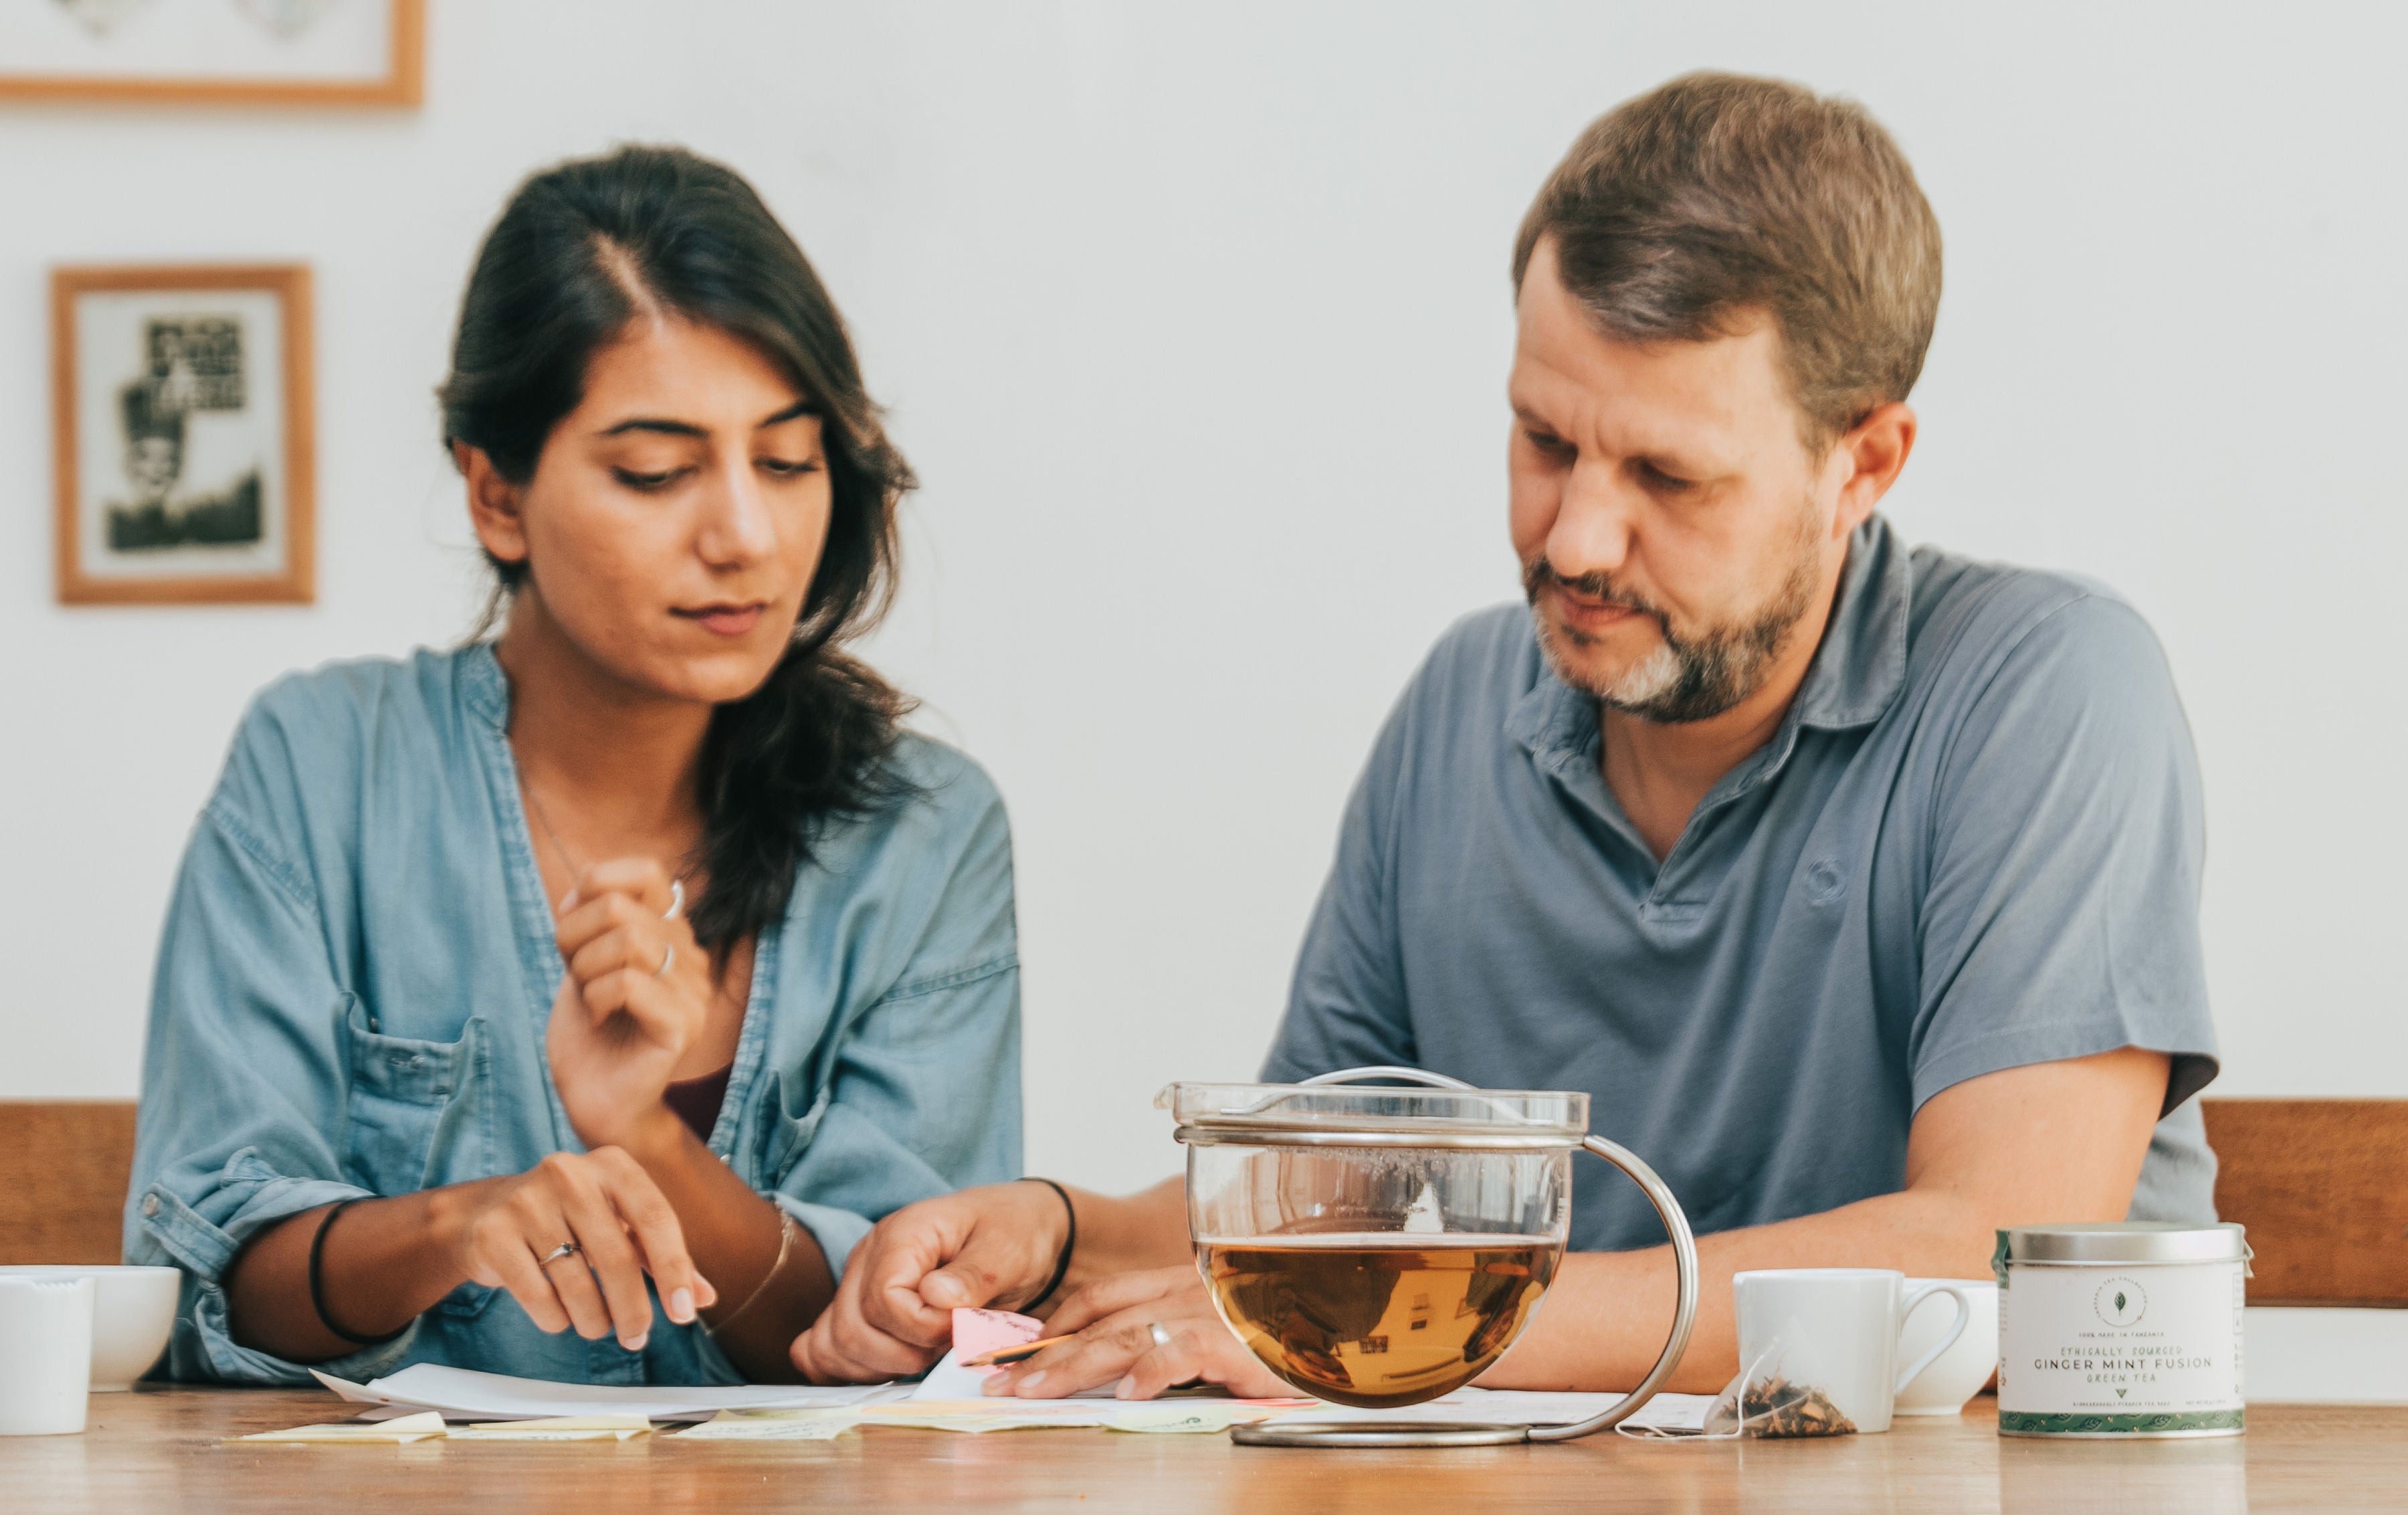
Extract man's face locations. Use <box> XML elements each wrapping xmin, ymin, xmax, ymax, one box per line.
<box><xmin>1507</xmin><ymin>237</ymin><xmax>1853</xmax><ymax>723</ymax></box>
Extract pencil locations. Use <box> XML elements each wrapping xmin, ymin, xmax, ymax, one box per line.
<box><xmin>961</xmin><ymin>1334</ymin><xmax>1078</xmax><ymax>1368</ymax></box>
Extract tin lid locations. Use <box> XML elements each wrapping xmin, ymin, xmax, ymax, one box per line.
<box><xmin>1997</xmin><ymin>1222</ymin><xmax>2250</xmax><ymax>1265</ymax></box>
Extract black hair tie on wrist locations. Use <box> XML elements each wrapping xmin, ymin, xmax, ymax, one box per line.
<box><xmin>308</xmin><ymin>1197</ymin><xmax>410</xmax><ymax>1348</ymax></box>
<box><xmin>1021</xmin><ymin>1177</ymin><xmax>1078</xmax><ymax>1313</ymax></box>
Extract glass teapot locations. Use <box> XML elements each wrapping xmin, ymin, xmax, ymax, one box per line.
<box><xmin>1161</xmin><ymin>1066</ymin><xmax>1699</xmax><ymax>1447</ymax></box>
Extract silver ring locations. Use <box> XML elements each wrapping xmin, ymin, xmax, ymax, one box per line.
<box><xmin>1147</xmin><ymin>1322</ymin><xmax>1172</xmax><ymax>1350</ymax></box>
<box><xmin>665</xmin><ymin>878</ymin><xmax>684</xmax><ymax>921</ymax></box>
<box><xmin>538</xmin><ymin>1241</ymin><xmax>581</xmax><ymax>1268</ymax></box>
<box><xmin>656</xmin><ymin>941</ymin><xmax>675</xmax><ymax>979</ymax></box>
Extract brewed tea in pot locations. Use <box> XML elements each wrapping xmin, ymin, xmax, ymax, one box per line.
<box><xmin>1162</xmin><ymin>1066</ymin><xmax>1699</xmax><ymax>1447</ymax></box>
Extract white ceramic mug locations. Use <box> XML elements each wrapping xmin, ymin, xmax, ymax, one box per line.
<box><xmin>1894</xmin><ymin>1278</ymin><xmax>2000</xmax><ymax>1415</ymax></box>
<box><xmin>0</xmin><ymin>1275</ymin><xmax>96</xmax><ymax>1436</ymax></box>
<box><xmin>1732</xmin><ymin>1268</ymin><xmax>1973</xmax><ymax>1434</ymax></box>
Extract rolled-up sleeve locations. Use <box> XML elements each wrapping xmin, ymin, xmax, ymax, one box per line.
<box><xmin>127</xmin><ymin>749</ymin><xmax>417</xmax><ymax>1384</ymax></box>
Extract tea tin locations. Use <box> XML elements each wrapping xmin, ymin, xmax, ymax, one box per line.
<box><xmin>1993</xmin><ymin>1223</ymin><xmax>2251</xmax><ymax>1437</ymax></box>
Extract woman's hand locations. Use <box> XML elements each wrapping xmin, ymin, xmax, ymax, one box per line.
<box><xmin>545</xmin><ymin>857</ymin><xmax>710</xmax><ymax>1150</ymax></box>
<box><xmin>978</xmin><ymin>1266</ymin><xmax>1290</xmax><ymax>1401</ymax></box>
<box><xmin>789</xmin><ymin>1181</ymin><xmax>1070</xmax><ymax>1384</ymax></box>
<box><xmin>431</xmin><ymin>1148</ymin><xmax>719</xmax><ymax>1352</ymax></box>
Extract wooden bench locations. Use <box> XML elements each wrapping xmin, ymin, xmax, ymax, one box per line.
<box><xmin>2203</xmin><ymin>1098</ymin><xmax>2408</xmax><ymax>1307</ymax></box>
<box><xmin>3</xmin><ymin>1098</ymin><xmax>2403</xmax><ymax>1301</ymax></box>
<box><xmin>0</xmin><ymin>1100</ymin><xmax>137</xmax><ymax>1265</ymax></box>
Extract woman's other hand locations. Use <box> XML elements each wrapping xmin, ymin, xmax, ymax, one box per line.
<box><xmin>977</xmin><ymin>1266</ymin><xmax>1289</xmax><ymax>1401</ymax></box>
<box><xmin>789</xmin><ymin>1181</ymin><xmax>1070</xmax><ymax>1383</ymax></box>
<box><xmin>432</xmin><ymin>1149</ymin><xmax>719</xmax><ymax>1352</ymax></box>
<box><xmin>545</xmin><ymin>856</ymin><xmax>709</xmax><ymax>1149</ymax></box>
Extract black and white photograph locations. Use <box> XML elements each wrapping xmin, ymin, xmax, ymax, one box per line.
<box><xmin>52</xmin><ymin>264</ymin><xmax>313</xmax><ymax>603</ymax></box>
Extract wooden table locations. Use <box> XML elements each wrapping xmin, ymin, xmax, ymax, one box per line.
<box><xmin>8</xmin><ymin>1388</ymin><xmax>2403</xmax><ymax>1513</ymax></box>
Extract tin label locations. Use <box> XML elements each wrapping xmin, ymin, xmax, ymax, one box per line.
<box><xmin>1997</xmin><ymin>1260</ymin><xmax>2243</xmax><ymax>1429</ymax></box>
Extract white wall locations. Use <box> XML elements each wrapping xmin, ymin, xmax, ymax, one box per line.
<box><xmin>2</xmin><ymin>2</ymin><xmax>2401</xmax><ymax>1196</ymax></box>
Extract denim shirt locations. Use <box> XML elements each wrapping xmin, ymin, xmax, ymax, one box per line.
<box><xmin>126</xmin><ymin>644</ymin><xmax>1021</xmax><ymax>1386</ymax></box>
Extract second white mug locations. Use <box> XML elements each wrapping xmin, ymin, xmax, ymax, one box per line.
<box><xmin>1732</xmin><ymin>1268</ymin><xmax>1972</xmax><ymax>1434</ymax></box>
<box><xmin>0</xmin><ymin>1275</ymin><xmax>96</xmax><ymax>1437</ymax></box>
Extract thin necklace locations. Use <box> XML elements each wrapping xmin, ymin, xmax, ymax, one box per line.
<box><xmin>521</xmin><ymin>778</ymin><xmax>692</xmax><ymax>900</ymax></box>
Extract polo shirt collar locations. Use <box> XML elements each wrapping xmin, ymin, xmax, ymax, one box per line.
<box><xmin>1792</xmin><ymin>514</ymin><xmax>1910</xmax><ymax>732</ymax></box>
<box><xmin>1506</xmin><ymin>514</ymin><xmax>1912</xmax><ymax>769</ymax></box>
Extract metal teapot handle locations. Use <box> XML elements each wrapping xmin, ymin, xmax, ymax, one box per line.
<box><xmin>1526</xmin><ymin>1132</ymin><xmax>1700</xmax><ymax>1440</ymax></box>
<box><xmin>1265</xmin><ymin>1066</ymin><xmax>1700</xmax><ymax>1443</ymax></box>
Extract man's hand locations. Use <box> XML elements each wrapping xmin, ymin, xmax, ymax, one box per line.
<box><xmin>790</xmin><ymin>1181</ymin><xmax>1070</xmax><ymax>1383</ymax></box>
<box><xmin>977</xmin><ymin>1266</ymin><xmax>1290</xmax><ymax>1401</ymax></box>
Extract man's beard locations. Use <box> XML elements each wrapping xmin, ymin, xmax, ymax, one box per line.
<box><xmin>1521</xmin><ymin>535</ymin><xmax>1823</xmax><ymax>725</ymax></box>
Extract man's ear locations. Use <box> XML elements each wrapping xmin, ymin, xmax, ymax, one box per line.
<box><xmin>1829</xmin><ymin>402</ymin><xmax>1916</xmax><ymax>536</ymax></box>
<box><xmin>458</xmin><ymin>441</ymin><xmax>530</xmax><ymax>569</ymax></box>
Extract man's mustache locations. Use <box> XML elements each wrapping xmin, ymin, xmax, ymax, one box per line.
<box><xmin>1520</xmin><ymin>557</ymin><xmax>1669</xmax><ymax>624</ymax></box>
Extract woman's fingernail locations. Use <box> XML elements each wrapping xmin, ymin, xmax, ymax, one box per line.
<box><xmin>981</xmin><ymin>1374</ymin><xmax>1011</xmax><ymax>1397</ymax></box>
<box><xmin>622</xmin><ymin>1332</ymin><xmax>648</xmax><ymax>1353</ymax></box>
<box><xmin>669</xmin><ymin>1288</ymin><xmax>695</xmax><ymax>1322</ymax></box>
<box><xmin>1114</xmin><ymin>1375</ymin><xmax>1136</xmax><ymax>1400</ymax></box>
<box><xmin>1017</xmin><ymin>1371</ymin><xmax>1046</xmax><ymax>1397</ymax></box>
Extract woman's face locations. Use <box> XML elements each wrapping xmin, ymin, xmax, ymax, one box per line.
<box><xmin>470</xmin><ymin>317</ymin><xmax>833</xmax><ymax>706</ymax></box>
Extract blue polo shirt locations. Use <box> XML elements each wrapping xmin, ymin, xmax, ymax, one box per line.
<box><xmin>1263</xmin><ymin>516</ymin><xmax>2219</xmax><ymax>1252</ymax></box>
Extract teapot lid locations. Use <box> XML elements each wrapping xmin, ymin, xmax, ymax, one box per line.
<box><xmin>1159</xmin><ymin>1068</ymin><xmax>1589</xmax><ymax>1150</ymax></box>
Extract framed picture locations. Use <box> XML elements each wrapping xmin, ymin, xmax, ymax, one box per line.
<box><xmin>0</xmin><ymin>0</ymin><xmax>422</xmax><ymax>106</ymax></box>
<box><xmin>52</xmin><ymin>264</ymin><xmax>314</xmax><ymax>605</ymax></box>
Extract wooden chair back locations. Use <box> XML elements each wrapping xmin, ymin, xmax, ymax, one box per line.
<box><xmin>0</xmin><ymin>1100</ymin><xmax>138</xmax><ymax>1265</ymax></box>
<box><xmin>2202</xmin><ymin>1098</ymin><xmax>2408</xmax><ymax>1306</ymax></box>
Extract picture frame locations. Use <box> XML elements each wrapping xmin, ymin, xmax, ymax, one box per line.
<box><xmin>52</xmin><ymin>264</ymin><xmax>315</xmax><ymax>605</ymax></box>
<box><xmin>0</xmin><ymin>0</ymin><xmax>423</xmax><ymax>107</ymax></box>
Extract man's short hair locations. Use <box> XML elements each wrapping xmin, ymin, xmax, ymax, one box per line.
<box><xmin>1514</xmin><ymin>72</ymin><xmax>1942</xmax><ymax>450</ymax></box>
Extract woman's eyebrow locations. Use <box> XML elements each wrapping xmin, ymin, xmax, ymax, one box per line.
<box><xmin>756</xmin><ymin>399</ymin><xmax>815</xmax><ymax>429</ymax></box>
<box><xmin>599</xmin><ymin>417</ymin><xmax>706</xmax><ymax>438</ymax></box>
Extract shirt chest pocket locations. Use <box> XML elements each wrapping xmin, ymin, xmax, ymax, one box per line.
<box><xmin>342</xmin><ymin>995</ymin><xmax>492</xmax><ymax>1195</ymax></box>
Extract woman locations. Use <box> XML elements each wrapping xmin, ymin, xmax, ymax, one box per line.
<box><xmin>125</xmin><ymin>146</ymin><xmax>1023</xmax><ymax>1387</ymax></box>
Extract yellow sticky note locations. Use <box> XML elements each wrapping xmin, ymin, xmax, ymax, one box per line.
<box><xmin>449</xmin><ymin>1414</ymin><xmax>655</xmax><ymax>1441</ymax></box>
<box><xmin>231</xmin><ymin>1410</ymin><xmax>449</xmax><ymax>1444</ymax></box>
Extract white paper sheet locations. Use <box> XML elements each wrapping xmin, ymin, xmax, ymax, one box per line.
<box><xmin>312</xmin><ymin>1363</ymin><xmax>904</xmax><ymax>1423</ymax></box>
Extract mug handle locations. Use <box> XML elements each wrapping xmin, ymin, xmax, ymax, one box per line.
<box><xmin>1892</xmin><ymin>1282</ymin><xmax>1973</xmax><ymax>1397</ymax></box>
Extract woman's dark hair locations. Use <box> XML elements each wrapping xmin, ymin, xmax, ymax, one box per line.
<box><xmin>439</xmin><ymin>144</ymin><xmax>916</xmax><ymax>951</ymax></box>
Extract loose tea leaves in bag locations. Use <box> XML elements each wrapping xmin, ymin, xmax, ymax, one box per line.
<box><xmin>1732</xmin><ymin>1372</ymin><xmax>1857</xmax><ymax>1437</ymax></box>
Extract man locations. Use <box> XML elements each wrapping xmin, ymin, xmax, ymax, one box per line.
<box><xmin>791</xmin><ymin>72</ymin><xmax>2217</xmax><ymax>1396</ymax></box>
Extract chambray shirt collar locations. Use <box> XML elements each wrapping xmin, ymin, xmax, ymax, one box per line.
<box><xmin>1506</xmin><ymin>516</ymin><xmax>1911</xmax><ymax>771</ymax></box>
<box><xmin>461</xmin><ymin>639</ymin><xmax>508</xmax><ymax>729</ymax></box>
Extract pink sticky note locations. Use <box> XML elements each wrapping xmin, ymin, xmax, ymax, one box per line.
<box><xmin>951</xmin><ymin>1306</ymin><xmax>1043</xmax><ymax>1371</ymax></box>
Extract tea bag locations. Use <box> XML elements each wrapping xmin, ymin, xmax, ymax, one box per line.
<box><xmin>1617</xmin><ymin>1338</ymin><xmax>1858</xmax><ymax>1441</ymax></box>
